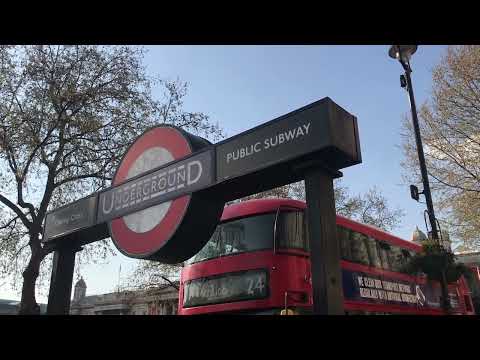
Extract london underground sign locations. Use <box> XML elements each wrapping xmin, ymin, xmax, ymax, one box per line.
<box><xmin>101</xmin><ymin>126</ymin><xmax>222</xmax><ymax>263</ymax></box>
<box><xmin>98</xmin><ymin>150</ymin><xmax>213</xmax><ymax>224</ymax></box>
<box><xmin>43</xmin><ymin>97</ymin><xmax>361</xmax><ymax>264</ymax></box>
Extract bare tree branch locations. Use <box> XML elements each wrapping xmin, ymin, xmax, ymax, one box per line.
<box><xmin>0</xmin><ymin>193</ymin><xmax>31</xmax><ymax>230</ymax></box>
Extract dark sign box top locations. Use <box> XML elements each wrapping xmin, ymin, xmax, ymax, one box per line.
<box><xmin>215</xmin><ymin>97</ymin><xmax>361</xmax><ymax>183</ymax></box>
<box><xmin>215</xmin><ymin>97</ymin><xmax>361</xmax><ymax>166</ymax></box>
<box><xmin>327</xmin><ymin>99</ymin><xmax>362</xmax><ymax>166</ymax></box>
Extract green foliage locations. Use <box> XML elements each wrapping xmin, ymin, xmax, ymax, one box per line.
<box><xmin>403</xmin><ymin>240</ymin><xmax>470</xmax><ymax>283</ymax></box>
<box><xmin>401</xmin><ymin>46</ymin><xmax>480</xmax><ymax>251</ymax></box>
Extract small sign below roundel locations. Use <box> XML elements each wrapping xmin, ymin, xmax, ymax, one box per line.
<box><xmin>108</xmin><ymin>125</ymin><xmax>224</xmax><ymax>263</ymax></box>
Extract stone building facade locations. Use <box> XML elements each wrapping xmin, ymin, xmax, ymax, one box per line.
<box><xmin>70</xmin><ymin>277</ymin><xmax>179</xmax><ymax>315</ymax></box>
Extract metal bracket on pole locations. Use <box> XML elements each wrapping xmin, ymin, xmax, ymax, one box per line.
<box><xmin>293</xmin><ymin>160</ymin><xmax>343</xmax><ymax>179</ymax></box>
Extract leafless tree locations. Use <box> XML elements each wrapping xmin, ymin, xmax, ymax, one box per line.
<box><xmin>0</xmin><ymin>46</ymin><xmax>222</xmax><ymax>314</ymax></box>
<box><xmin>124</xmin><ymin>261</ymin><xmax>181</xmax><ymax>292</ymax></box>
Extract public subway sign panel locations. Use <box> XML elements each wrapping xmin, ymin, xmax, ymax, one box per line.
<box><xmin>224</xmin><ymin>122</ymin><xmax>311</xmax><ymax>165</ymax></box>
<box><xmin>42</xmin><ymin>97</ymin><xmax>361</xmax><ymax>264</ymax></box>
<box><xmin>216</xmin><ymin>97</ymin><xmax>361</xmax><ymax>182</ymax></box>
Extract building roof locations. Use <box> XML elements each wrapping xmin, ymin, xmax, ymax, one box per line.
<box><xmin>71</xmin><ymin>282</ymin><xmax>180</xmax><ymax>309</ymax></box>
<box><xmin>411</xmin><ymin>226</ymin><xmax>428</xmax><ymax>243</ymax></box>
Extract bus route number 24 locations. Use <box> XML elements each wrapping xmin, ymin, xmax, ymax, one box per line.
<box><xmin>247</xmin><ymin>274</ymin><xmax>266</xmax><ymax>295</ymax></box>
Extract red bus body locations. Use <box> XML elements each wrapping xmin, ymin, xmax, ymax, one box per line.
<box><xmin>456</xmin><ymin>252</ymin><xmax>480</xmax><ymax>313</ymax></box>
<box><xmin>179</xmin><ymin>199</ymin><xmax>475</xmax><ymax>315</ymax></box>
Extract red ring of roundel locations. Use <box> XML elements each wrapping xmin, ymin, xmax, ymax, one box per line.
<box><xmin>110</xmin><ymin>127</ymin><xmax>192</xmax><ymax>257</ymax></box>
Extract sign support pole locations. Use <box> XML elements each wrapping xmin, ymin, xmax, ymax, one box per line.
<box><xmin>46</xmin><ymin>245</ymin><xmax>82</xmax><ymax>315</ymax></box>
<box><xmin>304</xmin><ymin>167</ymin><xmax>344</xmax><ymax>315</ymax></box>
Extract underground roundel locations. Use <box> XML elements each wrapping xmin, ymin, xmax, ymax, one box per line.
<box><xmin>108</xmin><ymin>125</ymin><xmax>224</xmax><ymax>264</ymax></box>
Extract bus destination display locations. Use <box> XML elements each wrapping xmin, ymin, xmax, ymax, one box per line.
<box><xmin>183</xmin><ymin>269</ymin><xmax>268</xmax><ymax>308</ymax></box>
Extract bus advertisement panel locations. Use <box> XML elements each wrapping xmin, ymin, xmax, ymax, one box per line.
<box><xmin>342</xmin><ymin>270</ymin><xmax>461</xmax><ymax>311</ymax></box>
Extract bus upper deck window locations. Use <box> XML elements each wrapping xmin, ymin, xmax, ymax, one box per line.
<box><xmin>366</xmin><ymin>236</ymin><xmax>382</xmax><ymax>268</ymax></box>
<box><xmin>377</xmin><ymin>241</ymin><xmax>391</xmax><ymax>271</ymax></box>
<box><xmin>186</xmin><ymin>213</ymin><xmax>276</xmax><ymax>264</ymax></box>
<box><xmin>277</xmin><ymin>211</ymin><xmax>308</xmax><ymax>251</ymax></box>
<box><xmin>388</xmin><ymin>246</ymin><xmax>407</xmax><ymax>272</ymax></box>
<box><xmin>350</xmin><ymin>232</ymin><xmax>370</xmax><ymax>266</ymax></box>
<box><xmin>339</xmin><ymin>228</ymin><xmax>370</xmax><ymax>266</ymax></box>
<box><xmin>338</xmin><ymin>226</ymin><xmax>351</xmax><ymax>261</ymax></box>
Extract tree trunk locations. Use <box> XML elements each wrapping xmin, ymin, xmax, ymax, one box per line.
<box><xmin>18</xmin><ymin>240</ymin><xmax>43</xmax><ymax>315</ymax></box>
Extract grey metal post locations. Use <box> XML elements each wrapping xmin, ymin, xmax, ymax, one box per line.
<box><xmin>46</xmin><ymin>246</ymin><xmax>81</xmax><ymax>315</ymax></box>
<box><xmin>304</xmin><ymin>168</ymin><xmax>344</xmax><ymax>315</ymax></box>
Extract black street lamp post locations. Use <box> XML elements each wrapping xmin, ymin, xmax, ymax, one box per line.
<box><xmin>388</xmin><ymin>45</ymin><xmax>451</xmax><ymax>312</ymax></box>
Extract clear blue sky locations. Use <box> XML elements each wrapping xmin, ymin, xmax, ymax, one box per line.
<box><xmin>0</xmin><ymin>45</ymin><xmax>448</xmax><ymax>302</ymax></box>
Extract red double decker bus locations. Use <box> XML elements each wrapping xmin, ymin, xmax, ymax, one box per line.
<box><xmin>178</xmin><ymin>198</ymin><xmax>475</xmax><ymax>315</ymax></box>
